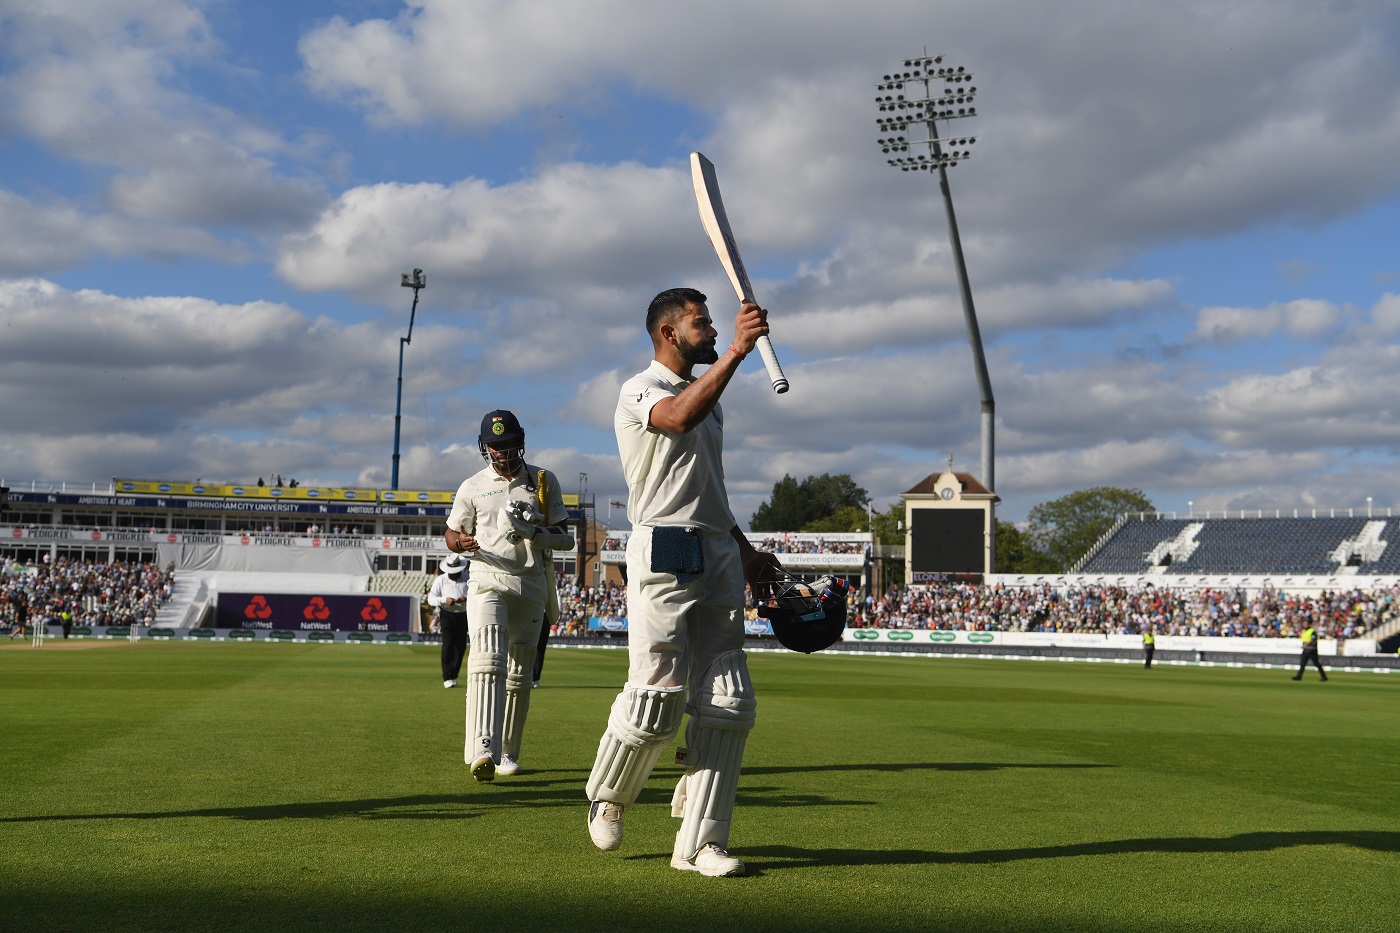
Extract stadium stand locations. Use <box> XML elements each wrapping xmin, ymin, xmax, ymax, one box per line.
<box><xmin>1077</xmin><ymin>516</ymin><xmax>1392</xmax><ymax>576</ymax></box>
<box><xmin>845</xmin><ymin>580</ymin><xmax>1396</xmax><ymax>640</ymax></box>
<box><xmin>2</xmin><ymin>557</ymin><xmax>175</xmax><ymax>633</ymax></box>
<box><xmin>369</xmin><ymin>573</ymin><xmax>432</xmax><ymax>594</ymax></box>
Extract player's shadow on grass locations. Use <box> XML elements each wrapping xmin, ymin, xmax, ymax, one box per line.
<box><xmin>745</xmin><ymin>830</ymin><xmax>1400</xmax><ymax>870</ymax></box>
<box><xmin>0</xmin><ymin>771</ymin><xmax>596</xmax><ymax>824</ymax></box>
<box><xmin>742</xmin><ymin>762</ymin><xmax>1115</xmax><ymax>776</ymax></box>
<box><xmin>732</xmin><ymin>765</ymin><xmax>1114</xmax><ymax>809</ymax></box>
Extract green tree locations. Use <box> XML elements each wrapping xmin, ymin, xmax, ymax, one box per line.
<box><xmin>802</xmin><ymin>504</ymin><xmax>869</xmax><ymax>534</ymax></box>
<box><xmin>1025</xmin><ymin>486</ymin><xmax>1155</xmax><ymax>571</ymax></box>
<box><xmin>994</xmin><ymin>519</ymin><xmax>1058</xmax><ymax>573</ymax></box>
<box><xmin>871</xmin><ymin>501</ymin><xmax>905</xmax><ymax>546</ymax></box>
<box><xmin>750</xmin><ymin>473</ymin><xmax>869</xmax><ymax>531</ymax></box>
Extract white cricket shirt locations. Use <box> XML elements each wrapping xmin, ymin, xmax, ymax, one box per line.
<box><xmin>615</xmin><ymin>360</ymin><xmax>737</xmax><ymax>533</ymax></box>
<box><xmin>445</xmin><ymin>463</ymin><xmax>568</xmax><ymax>580</ymax></box>
<box><xmin>427</xmin><ymin>573</ymin><xmax>471</xmax><ymax>613</ymax></box>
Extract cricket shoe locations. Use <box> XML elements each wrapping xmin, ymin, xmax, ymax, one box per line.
<box><xmin>497</xmin><ymin>755</ymin><xmax>521</xmax><ymax>777</ymax></box>
<box><xmin>470</xmin><ymin>754</ymin><xmax>496</xmax><ymax>783</ymax></box>
<box><xmin>587</xmin><ymin>801</ymin><xmax>624</xmax><ymax>850</ymax></box>
<box><xmin>672</xmin><ymin>843</ymin><xmax>746</xmax><ymax>877</ymax></box>
<box><xmin>444</xmin><ymin>679</ymin><xmax>458</xmax><ymax>688</ymax></box>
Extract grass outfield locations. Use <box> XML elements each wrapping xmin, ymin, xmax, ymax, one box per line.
<box><xmin>1</xmin><ymin>642</ymin><xmax>1396</xmax><ymax>933</ymax></box>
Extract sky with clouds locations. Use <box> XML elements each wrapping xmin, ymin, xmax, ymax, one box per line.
<box><xmin>2</xmin><ymin>0</ymin><xmax>1399</xmax><ymax>527</ymax></box>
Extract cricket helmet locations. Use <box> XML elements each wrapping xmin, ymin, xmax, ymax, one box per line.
<box><xmin>478</xmin><ymin>409</ymin><xmax>526</xmax><ymax>476</ymax></box>
<box><xmin>755</xmin><ymin>571</ymin><xmax>850</xmax><ymax>654</ymax></box>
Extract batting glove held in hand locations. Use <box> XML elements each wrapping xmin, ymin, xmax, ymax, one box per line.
<box><xmin>506</xmin><ymin>499</ymin><xmax>545</xmax><ymax>525</ymax></box>
<box><xmin>504</xmin><ymin>499</ymin><xmax>543</xmax><ymax>542</ymax></box>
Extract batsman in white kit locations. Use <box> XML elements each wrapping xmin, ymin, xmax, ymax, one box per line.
<box><xmin>585</xmin><ymin>287</ymin><xmax>781</xmax><ymax>877</ymax></box>
<box><xmin>444</xmin><ymin>410</ymin><xmax>571</xmax><ymax>783</ymax></box>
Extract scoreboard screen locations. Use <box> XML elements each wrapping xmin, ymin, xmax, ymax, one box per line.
<box><xmin>909</xmin><ymin>509</ymin><xmax>984</xmax><ymax>576</ymax></box>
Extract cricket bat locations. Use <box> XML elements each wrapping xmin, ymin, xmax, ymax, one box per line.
<box><xmin>690</xmin><ymin>151</ymin><xmax>790</xmax><ymax>394</ymax></box>
<box><xmin>537</xmin><ymin>468</ymin><xmax>559</xmax><ymax>627</ymax></box>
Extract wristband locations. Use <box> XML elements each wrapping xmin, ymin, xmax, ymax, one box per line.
<box><xmin>729</xmin><ymin>344</ymin><xmax>748</xmax><ymax>360</ymax></box>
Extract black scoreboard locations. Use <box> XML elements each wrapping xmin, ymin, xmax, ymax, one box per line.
<box><xmin>909</xmin><ymin>508</ymin><xmax>985</xmax><ymax>577</ymax></box>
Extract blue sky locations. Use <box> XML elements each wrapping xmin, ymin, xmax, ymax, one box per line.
<box><xmin>3</xmin><ymin>0</ymin><xmax>1400</xmax><ymax>527</ymax></box>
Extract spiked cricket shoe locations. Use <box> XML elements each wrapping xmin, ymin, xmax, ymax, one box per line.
<box><xmin>672</xmin><ymin>843</ymin><xmax>746</xmax><ymax>877</ymax></box>
<box><xmin>587</xmin><ymin>801</ymin><xmax>624</xmax><ymax>850</ymax></box>
<box><xmin>470</xmin><ymin>754</ymin><xmax>495</xmax><ymax>783</ymax></box>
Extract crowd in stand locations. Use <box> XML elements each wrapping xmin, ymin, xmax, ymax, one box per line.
<box><xmin>845</xmin><ymin>582</ymin><xmax>1395</xmax><ymax>638</ymax></box>
<box><xmin>602</xmin><ymin>535</ymin><xmax>867</xmax><ymax>556</ymax></box>
<box><xmin>535</xmin><ymin>574</ymin><xmax>1394</xmax><ymax>640</ymax></box>
<box><xmin>755</xmin><ymin>537</ymin><xmax>868</xmax><ymax>555</ymax></box>
<box><xmin>552</xmin><ymin>576</ymin><xmax>627</xmax><ymax>635</ymax></box>
<box><xmin>1</xmin><ymin>556</ymin><xmax>175</xmax><ymax>633</ymax></box>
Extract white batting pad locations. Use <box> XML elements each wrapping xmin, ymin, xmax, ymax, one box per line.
<box><xmin>585</xmin><ymin>684</ymin><xmax>687</xmax><ymax>806</ymax></box>
<box><xmin>672</xmin><ymin>649</ymin><xmax>756</xmax><ymax>861</ymax></box>
<box><xmin>463</xmin><ymin>621</ymin><xmax>506</xmax><ymax>765</ymax></box>
<box><xmin>501</xmin><ymin>643</ymin><xmax>537</xmax><ymax>762</ymax></box>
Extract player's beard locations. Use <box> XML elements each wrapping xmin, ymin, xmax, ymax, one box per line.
<box><xmin>677</xmin><ymin>333</ymin><xmax>719</xmax><ymax>365</ymax></box>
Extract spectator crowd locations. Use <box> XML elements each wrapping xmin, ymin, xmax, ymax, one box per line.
<box><xmin>2</xmin><ymin>556</ymin><xmax>176</xmax><ymax>634</ymax></box>
<box><xmin>603</xmin><ymin>534</ymin><xmax>867</xmax><ymax>556</ymax></box>
<box><xmin>846</xmin><ymin>581</ymin><xmax>1396</xmax><ymax>639</ymax></box>
<box><xmin>537</xmin><ymin>573</ymin><xmax>1394</xmax><ymax>641</ymax></box>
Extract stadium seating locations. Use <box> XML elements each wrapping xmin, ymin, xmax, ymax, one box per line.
<box><xmin>1078</xmin><ymin>516</ymin><xmax>1386</xmax><ymax>575</ymax></box>
<box><xmin>369</xmin><ymin>574</ymin><xmax>431</xmax><ymax>594</ymax></box>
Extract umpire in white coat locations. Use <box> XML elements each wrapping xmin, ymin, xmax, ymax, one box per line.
<box><xmin>445</xmin><ymin>410</ymin><xmax>571</xmax><ymax>782</ymax></box>
<box><xmin>427</xmin><ymin>554</ymin><xmax>470</xmax><ymax>688</ymax></box>
<box><xmin>584</xmin><ymin>287</ymin><xmax>779</xmax><ymax>877</ymax></box>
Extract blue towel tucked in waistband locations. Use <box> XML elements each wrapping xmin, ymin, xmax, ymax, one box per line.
<box><xmin>649</xmin><ymin>526</ymin><xmax>704</xmax><ymax>583</ymax></box>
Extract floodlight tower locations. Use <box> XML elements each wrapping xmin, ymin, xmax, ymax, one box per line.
<box><xmin>391</xmin><ymin>268</ymin><xmax>426</xmax><ymax>490</ymax></box>
<box><xmin>875</xmin><ymin>53</ymin><xmax>995</xmax><ymax>501</ymax></box>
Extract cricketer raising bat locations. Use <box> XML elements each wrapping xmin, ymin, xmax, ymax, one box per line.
<box><xmin>690</xmin><ymin>151</ymin><xmax>790</xmax><ymax>394</ymax></box>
